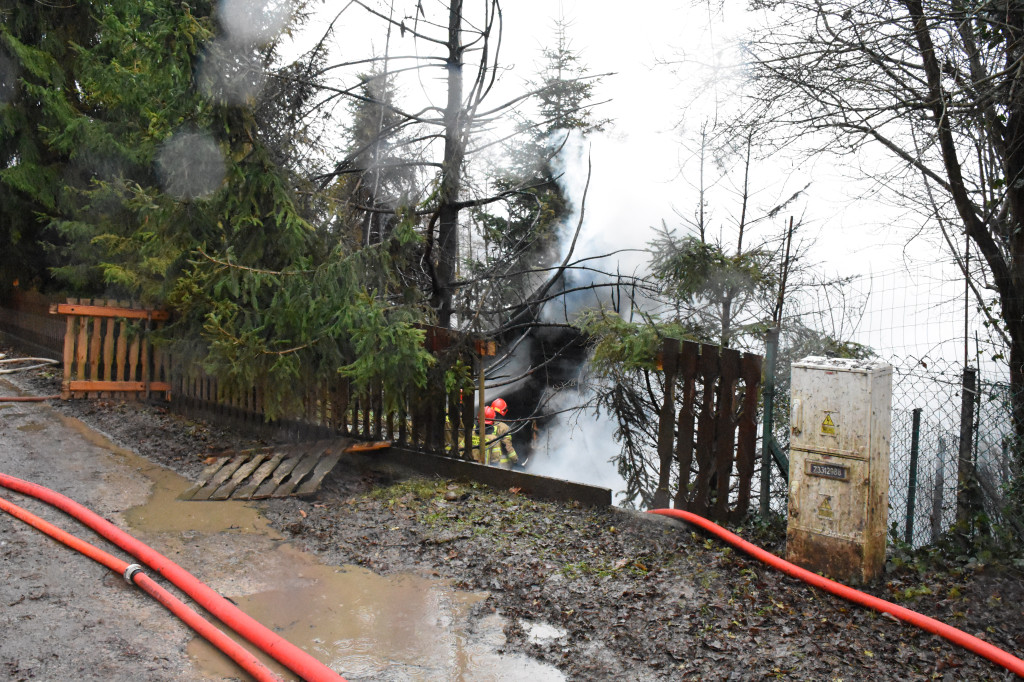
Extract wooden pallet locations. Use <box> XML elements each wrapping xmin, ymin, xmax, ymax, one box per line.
<box><xmin>178</xmin><ymin>439</ymin><xmax>390</xmax><ymax>501</ymax></box>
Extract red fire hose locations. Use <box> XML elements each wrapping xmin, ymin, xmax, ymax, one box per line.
<box><xmin>0</xmin><ymin>472</ymin><xmax>346</xmax><ymax>682</ymax></box>
<box><xmin>0</xmin><ymin>494</ymin><xmax>284</xmax><ymax>682</ymax></box>
<box><xmin>649</xmin><ymin>508</ymin><xmax>1024</xmax><ymax>678</ymax></box>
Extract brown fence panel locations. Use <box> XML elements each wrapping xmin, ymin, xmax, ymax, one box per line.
<box><xmin>658</xmin><ymin>338</ymin><xmax>763</xmax><ymax>523</ymax></box>
<box><xmin>0</xmin><ymin>290</ymin><xmax>66</xmax><ymax>357</ymax></box>
<box><xmin>50</xmin><ymin>298</ymin><xmax>171</xmax><ymax>400</ymax></box>
<box><xmin>673</xmin><ymin>341</ymin><xmax>700</xmax><ymax>509</ymax></box>
<box><xmin>38</xmin><ymin>299</ymin><xmax>490</xmax><ymax>451</ymax></box>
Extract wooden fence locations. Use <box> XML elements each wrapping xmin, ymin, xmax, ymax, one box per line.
<box><xmin>654</xmin><ymin>337</ymin><xmax>763</xmax><ymax>523</ymax></box>
<box><xmin>0</xmin><ymin>289</ymin><xmax>65</xmax><ymax>358</ymax></box>
<box><xmin>170</xmin><ymin>336</ymin><xmax>487</xmax><ymax>455</ymax></box>
<box><xmin>51</xmin><ymin>298</ymin><xmax>171</xmax><ymax>400</ymax></box>
<box><xmin>44</xmin><ymin>297</ymin><xmax>492</xmax><ymax>457</ymax></box>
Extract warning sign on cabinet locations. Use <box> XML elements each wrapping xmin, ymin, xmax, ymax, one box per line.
<box><xmin>816</xmin><ymin>496</ymin><xmax>834</xmax><ymax>519</ymax></box>
<box><xmin>821</xmin><ymin>412</ymin><xmax>838</xmax><ymax>436</ymax></box>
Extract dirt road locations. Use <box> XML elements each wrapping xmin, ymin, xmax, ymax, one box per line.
<box><xmin>4</xmin><ymin>357</ymin><xmax>1024</xmax><ymax>681</ymax></box>
<box><xmin>0</xmin><ymin>373</ymin><xmax>564</xmax><ymax>681</ymax></box>
<box><xmin>0</xmin><ymin>377</ymin><xmax>208</xmax><ymax>681</ymax></box>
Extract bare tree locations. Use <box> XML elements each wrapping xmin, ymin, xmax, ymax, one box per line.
<box><xmin>306</xmin><ymin>0</ymin><xmax>611</xmax><ymax>330</ymax></box>
<box><xmin>738</xmin><ymin>0</ymin><xmax>1024</xmax><ymax>470</ymax></box>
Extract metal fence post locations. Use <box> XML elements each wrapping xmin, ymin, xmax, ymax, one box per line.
<box><xmin>905</xmin><ymin>407</ymin><xmax>922</xmax><ymax>545</ymax></box>
<box><xmin>930</xmin><ymin>435</ymin><xmax>946</xmax><ymax>544</ymax></box>
<box><xmin>760</xmin><ymin>328</ymin><xmax>780</xmax><ymax>517</ymax></box>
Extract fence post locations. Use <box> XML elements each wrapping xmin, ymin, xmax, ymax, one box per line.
<box><xmin>956</xmin><ymin>367</ymin><xmax>978</xmax><ymax>533</ymax></box>
<box><xmin>760</xmin><ymin>328</ymin><xmax>779</xmax><ymax>517</ymax></box>
<box><xmin>905</xmin><ymin>407</ymin><xmax>922</xmax><ymax>545</ymax></box>
<box><xmin>930</xmin><ymin>436</ymin><xmax>946</xmax><ymax>544</ymax></box>
<box><xmin>653</xmin><ymin>337</ymin><xmax>680</xmax><ymax>510</ymax></box>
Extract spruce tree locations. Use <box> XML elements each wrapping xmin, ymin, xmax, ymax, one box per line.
<box><xmin>470</xmin><ymin>17</ymin><xmax>608</xmax><ymax>323</ymax></box>
<box><xmin>0</xmin><ymin>0</ymin><xmax>433</xmax><ymax>420</ymax></box>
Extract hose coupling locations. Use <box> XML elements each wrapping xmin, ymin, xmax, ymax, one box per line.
<box><xmin>123</xmin><ymin>563</ymin><xmax>144</xmax><ymax>585</ymax></box>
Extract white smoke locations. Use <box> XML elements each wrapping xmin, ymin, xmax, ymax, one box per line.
<box><xmin>156</xmin><ymin>130</ymin><xmax>226</xmax><ymax>200</ymax></box>
<box><xmin>478</xmin><ymin>336</ymin><xmax>534</xmax><ymax>405</ymax></box>
<box><xmin>217</xmin><ymin>0</ymin><xmax>292</xmax><ymax>47</ymax></box>
<box><xmin>525</xmin><ymin>383</ymin><xmax>626</xmax><ymax>502</ymax></box>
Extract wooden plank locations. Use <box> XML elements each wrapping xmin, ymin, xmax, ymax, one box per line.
<box><xmin>373</xmin><ymin>383</ymin><xmax>383</xmax><ymax>440</ymax></box>
<box><xmin>428</xmin><ymin>392</ymin><xmax>443</xmax><ymax>453</ymax></box>
<box><xmin>210</xmin><ymin>453</ymin><xmax>268</xmax><ymax>501</ymax></box>
<box><xmin>362</xmin><ymin>391</ymin><xmax>371</xmax><ymax>437</ymax></box>
<box><xmin>690</xmin><ymin>345</ymin><xmax>721</xmax><ymax>516</ymax></box>
<box><xmin>141</xmin><ymin>327</ymin><xmax>150</xmax><ymax>399</ymax></box>
<box><xmin>673</xmin><ymin>340</ymin><xmax>700</xmax><ymax>510</ymax></box>
<box><xmin>115</xmin><ymin>313</ymin><xmax>129</xmax><ymax>381</ymax></box>
<box><xmin>235</xmin><ymin>451</ymin><xmax>285</xmax><ymax>499</ymax></box>
<box><xmin>51</xmin><ymin>303</ymin><xmax>169</xmax><ymax>320</ymax></box>
<box><xmin>75</xmin><ymin>308</ymin><xmax>88</xmax><ymax>383</ymax></box>
<box><xmin>350</xmin><ymin>394</ymin><xmax>361</xmax><ymax>438</ymax></box>
<box><xmin>351</xmin><ymin>388</ymin><xmax>361</xmax><ymax>436</ymax></box>
<box><xmin>653</xmin><ymin>337</ymin><xmax>680</xmax><ymax>509</ymax></box>
<box><xmin>410</xmin><ymin>397</ymin><xmax>421</xmax><ymax>449</ymax></box>
<box><xmin>189</xmin><ymin>455</ymin><xmax>247</xmax><ymax>501</ymax></box>
<box><xmin>398</xmin><ymin>392</ymin><xmax>409</xmax><ymax>447</ymax></box>
<box><xmin>102</xmin><ymin>312</ymin><xmax>116</xmax><ymax>394</ymax></box>
<box><xmin>88</xmin><ymin>303</ymin><xmax>103</xmax><ymax>398</ymax></box>
<box><xmin>151</xmin><ymin>340</ymin><xmax>166</xmax><ymax>400</ymax></box>
<box><xmin>295</xmin><ymin>449</ymin><xmax>343</xmax><ymax>497</ymax></box>
<box><xmin>251</xmin><ymin>452</ymin><xmax>306</xmax><ymax>500</ymax></box>
<box><xmin>711</xmin><ymin>347</ymin><xmax>741</xmax><ymax>521</ymax></box>
<box><xmin>731</xmin><ymin>352</ymin><xmax>764</xmax><ymax>523</ymax></box>
<box><xmin>127</xmin><ymin>319</ymin><xmax>141</xmax><ymax>384</ymax></box>
<box><xmin>274</xmin><ymin>442</ymin><xmax>331</xmax><ymax>497</ymax></box>
<box><xmin>178</xmin><ymin>456</ymin><xmax>232</xmax><ymax>500</ymax></box>
<box><xmin>272</xmin><ymin>454</ymin><xmax>319</xmax><ymax>498</ymax></box>
<box><xmin>116</xmin><ymin>299</ymin><xmax>132</xmax><ymax>398</ymax></box>
<box><xmin>61</xmin><ymin>299</ymin><xmax>76</xmax><ymax>399</ymax></box>
<box><xmin>68</xmin><ymin>380</ymin><xmax>172</xmax><ymax>392</ymax></box>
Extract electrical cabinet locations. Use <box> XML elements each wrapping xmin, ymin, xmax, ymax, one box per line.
<box><xmin>786</xmin><ymin>356</ymin><xmax>892</xmax><ymax>583</ymax></box>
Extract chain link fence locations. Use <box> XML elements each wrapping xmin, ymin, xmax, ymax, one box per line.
<box><xmin>887</xmin><ymin>361</ymin><xmax>1023</xmax><ymax>547</ymax></box>
<box><xmin>772</xmin><ymin>261</ymin><xmax>1024</xmax><ymax>549</ymax></box>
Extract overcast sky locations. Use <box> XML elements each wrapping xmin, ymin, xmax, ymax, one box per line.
<box><xmin>263</xmin><ymin>0</ymin><xmax>991</xmax><ymax>494</ymax></box>
<box><xmin>268</xmin><ymin>0</ymin><xmax>982</xmax><ymax>357</ymax></box>
<box><xmin>278</xmin><ymin>0</ymin><xmax>936</xmax><ymax>284</ymax></box>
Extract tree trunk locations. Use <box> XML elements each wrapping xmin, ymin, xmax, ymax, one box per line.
<box><xmin>905</xmin><ymin>0</ymin><xmax>1024</xmax><ymax>477</ymax></box>
<box><xmin>1010</xmin><ymin>340</ymin><xmax>1024</xmax><ymax>478</ymax></box>
<box><xmin>434</xmin><ymin>0</ymin><xmax>465</xmax><ymax>329</ymax></box>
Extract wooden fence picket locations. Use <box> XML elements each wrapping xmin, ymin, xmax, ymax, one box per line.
<box><xmin>50</xmin><ymin>298</ymin><xmax>171</xmax><ymax>400</ymax></box>
<box><xmin>658</xmin><ymin>338</ymin><xmax>764</xmax><ymax>523</ymax></box>
<box><xmin>44</xmin><ymin>300</ymin><xmax>494</xmax><ymax>453</ymax></box>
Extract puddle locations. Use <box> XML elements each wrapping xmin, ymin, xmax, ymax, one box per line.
<box><xmin>188</xmin><ymin>557</ymin><xmax>563</xmax><ymax>681</ymax></box>
<box><xmin>521</xmin><ymin>620</ymin><xmax>568</xmax><ymax>645</ymax></box>
<box><xmin>16</xmin><ymin>422</ymin><xmax>46</xmax><ymax>432</ymax></box>
<box><xmin>89</xmin><ymin>427</ymin><xmax>568</xmax><ymax>680</ymax></box>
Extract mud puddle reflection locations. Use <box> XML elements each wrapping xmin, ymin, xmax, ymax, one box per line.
<box><xmin>114</xmin><ymin>447</ymin><xmax>563</xmax><ymax>681</ymax></box>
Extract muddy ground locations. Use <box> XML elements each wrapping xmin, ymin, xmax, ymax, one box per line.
<box><xmin>6</xmin><ymin>355</ymin><xmax>1024</xmax><ymax>681</ymax></box>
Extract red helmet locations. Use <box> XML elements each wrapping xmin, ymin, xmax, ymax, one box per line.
<box><xmin>491</xmin><ymin>398</ymin><xmax>508</xmax><ymax>416</ymax></box>
<box><xmin>484</xmin><ymin>405</ymin><xmax>496</xmax><ymax>424</ymax></box>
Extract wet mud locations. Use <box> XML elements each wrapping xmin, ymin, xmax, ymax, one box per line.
<box><xmin>5</xmin><ymin>360</ymin><xmax>1024</xmax><ymax>680</ymax></box>
<box><xmin>0</xmin><ymin>373</ymin><xmax>563</xmax><ymax>681</ymax></box>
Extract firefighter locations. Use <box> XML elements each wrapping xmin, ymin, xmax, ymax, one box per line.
<box><xmin>488</xmin><ymin>398</ymin><xmax>518</xmax><ymax>469</ymax></box>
